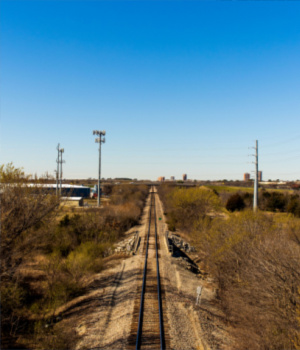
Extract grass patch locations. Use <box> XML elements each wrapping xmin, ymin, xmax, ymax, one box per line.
<box><xmin>206</xmin><ymin>184</ymin><xmax>294</xmax><ymax>194</ymax></box>
<box><xmin>205</xmin><ymin>185</ymin><xmax>254</xmax><ymax>193</ymax></box>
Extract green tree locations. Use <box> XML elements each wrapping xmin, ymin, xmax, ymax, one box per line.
<box><xmin>287</xmin><ymin>195</ymin><xmax>300</xmax><ymax>217</ymax></box>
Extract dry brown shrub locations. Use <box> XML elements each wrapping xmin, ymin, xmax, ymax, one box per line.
<box><xmin>157</xmin><ymin>183</ymin><xmax>300</xmax><ymax>348</ymax></box>
<box><xmin>200</xmin><ymin>211</ymin><xmax>300</xmax><ymax>349</ymax></box>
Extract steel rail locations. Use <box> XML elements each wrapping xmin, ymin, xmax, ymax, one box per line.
<box><xmin>135</xmin><ymin>188</ymin><xmax>165</xmax><ymax>350</ymax></box>
<box><xmin>135</xmin><ymin>190</ymin><xmax>152</xmax><ymax>349</ymax></box>
<box><xmin>153</xmin><ymin>191</ymin><xmax>165</xmax><ymax>350</ymax></box>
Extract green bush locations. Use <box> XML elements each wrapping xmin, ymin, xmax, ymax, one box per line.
<box><xmin>263</xmin><ymin>192</ymin><xmax>287</xmax><ymax>212</ymax></box>
<box><xmin>65</xmin><ymin>241</ymin><xmax>109</xmax><ymax>281</ymax></box>
<box><xmin>287</xmin><ymin>195</ymin><xmax>300</xmax><ymax>217</ymax></box>
<box><xmin>166</xmin><ymin>186</ymin><xmax>221</xmax><ymax>231</ymax></box>
<box><xmin>226</xmin><ymin>193</ymin><xmax>245</xmax><ymax>212</ymax></box>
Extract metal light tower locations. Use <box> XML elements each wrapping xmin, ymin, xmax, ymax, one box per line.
<box><xmin>253</xmin><ymin>140</ymin><xmax>258</xmax><ymax>211</ymax></box>
<box><xmin>93</xmin><ymin>130</ymin><xmax>106</xmax><ymax>206</ymax></box>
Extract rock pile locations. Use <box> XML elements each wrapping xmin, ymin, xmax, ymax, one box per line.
<box><xmin>170</xmin><ymin>234</ymin><xmax>196</xmax><ymax>253</ymax></box>
<box><xmin>176</xmin><ymin>256</ymin><xmax>195</xmax><ymax>271</ymax></box>
<box><xmin>114</xmin><ymin>232</ymin><xmax>139</xmax><ymax>254</ymax></box>
<box><xmin>167</xmin><ymin>233</ymin><xmax>199</xmax><ymax>273</ymax></box>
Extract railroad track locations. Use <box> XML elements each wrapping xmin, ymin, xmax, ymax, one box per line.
<box><xmin>128</xmin><ymin>187</ymin><xmax>169</xmax><ymax>350</ymax></box>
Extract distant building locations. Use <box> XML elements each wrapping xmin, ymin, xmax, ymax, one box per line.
<box><xmin>244</xmin><ymin>173</ymin><xmax>250</xmax><ymax>181</ymax></box>
<box><xmin>170</xmin><ymin>176</ymin><xmax>175</xmax><ymax>181</ymax></box>
<box><xmin>27</xmin><ymin>184</ymin><xmax>91</xmax><ymax>198</ymax></box>
<box><xmin>182</xmin><ymin>174</ymin><xmax>187</xmax><ymax>181</ymax></box>
<box><xmin>62</xmin><ymin>197</ymin><xmax>84</xmax><ymax>207</ymax></box>
<box><xmin>157</xmin><ymin>176</ymin><xmax>165</xmax><ymax>182</ymax></box>
<box><xmin>258</xmin><ymin>171</ymin><xmax>263</xmax><ymax>182</ymax></box>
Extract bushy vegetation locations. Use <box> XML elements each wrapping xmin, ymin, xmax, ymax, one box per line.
<box><xmin>258</xmin><ymin>190</ymin><xmax>300</xmax><ymax>217</ymax></box>
<box><xmin>199</xmin><ymin>212</ymin><xmax>300</xmax><ymax>349</ymax></box>
<box><xmin>216</xmin><ymin>184</ymin><xmax>300</xmax><ymax>217</ymax></box>
<box><xmin>0</xmin><ymin>164</ymin><xmax>148</xmax><ymax>349</ymax></box>
<box><xmin>158</xmin><ymin>184</ymin><xmax>300</xmax><ymax>349</ymax></box>
<box><xmin>225</xmin><ymin>193</ymin><xmax>245</xmax><ymax>212</ymax></box>
<box><xmin>260</xmin><ymin>190</ymin><xmax>288</xmax><ymax>212</ymax></box>
<box><xmin>287</xmin><ymin>194</ymin><xmax>300</xmax><ymax>217</ymax></box>
<box><xmin>158</xmin><ymin>184</ymin><xmax>221</xmax><ymax>232</ymax></box>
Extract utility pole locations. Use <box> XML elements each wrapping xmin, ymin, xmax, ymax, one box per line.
<box><xmin>253</xmin><ymin>140</ymin><xmax>258</xmax><ymax>211</ymax></box>
<box><xmin>56</xmin><ymin>144</ymin><xmax>60</xmax><ymax>196</ymax></box>
<box><xmin>56</xmin><ymin>144</ymin><xmax>65</xmax><ymax>196</ymax></box>
<box><xmin>59</xmin><ymin>148</ymin><xmax>65</xmax><ymax>195</ymax></box>
<box><xmin>93</xmin><ymin>130</ymin><xmax>106</xmax><ymax>207</ymax></box>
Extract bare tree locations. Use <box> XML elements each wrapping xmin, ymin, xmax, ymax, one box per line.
<box><xmin>1</xmin><ymin>164</ymin><xmax>59</xmax><ymax>347</ymax></box>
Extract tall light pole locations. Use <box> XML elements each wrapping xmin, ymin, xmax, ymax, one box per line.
<box><xmin>93</xmin><ymin>130</ymin><xmax>106</xmax><ymax>206</ymax></box>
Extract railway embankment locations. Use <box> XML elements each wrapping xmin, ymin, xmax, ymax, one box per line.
<box><xmin>40</xmin><ymin>188</ymin><xmax>229</xmax><ymax>350</ymax></box>
<box><xmin>72</xmin><ymin>195</ymin><xmax>152</xmax><ymax>349</ymax></box>
<box><xmin>155</xmin><ymin>191</ymin><xmax>230</xmax><ymax>350</ymax></box>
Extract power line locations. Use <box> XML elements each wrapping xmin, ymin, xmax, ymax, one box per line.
<box><xmin>260</xmin><ymin>134</ymin><xmax>300</xmax><ymax>149</ymax></box>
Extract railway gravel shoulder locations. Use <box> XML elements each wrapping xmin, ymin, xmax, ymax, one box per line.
<box><xmin>67</xmin><ymin>196</ymin><xmax>152</xmax><ymax>349</ymax></box>
<box><xmin>155</xmin><ymin>193</ymin><xmax>230</xmax><ymax>350</ymax></box>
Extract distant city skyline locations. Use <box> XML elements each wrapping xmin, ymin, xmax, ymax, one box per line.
<box><xmin>1</xmin><ymin>1</ymin><xmax>300</xmax><ymax>181</ymax></box>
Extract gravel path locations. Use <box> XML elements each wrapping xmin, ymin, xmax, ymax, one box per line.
<box><xmin>72</xmin><ymin>195</ymin><xmax>151</xmax><ymax>350</ymax></box>
<box><xmin>155</xmin><ymin>192</ymin><xmax>230</xmax><ymax>350</ymax></box>
<box><xmin>155</xmin><ymin>193</ymin><xmax>208</xmax><ymax>350</ymax></box>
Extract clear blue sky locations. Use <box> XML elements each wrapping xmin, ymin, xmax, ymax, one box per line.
<box><xmin>1</xmin><ymin>0</ymin><xmax>300</xmax><ymax>181</ymax></box>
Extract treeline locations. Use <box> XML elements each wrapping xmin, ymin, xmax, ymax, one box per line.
<box><xmin>224</xmin><ymin>189</ymin><xmax>300</xmax><ymax>216</ymax></box>
<box><xmin>0</xmin><ymin>164</ymin><xmax>148</xmax><ymax>349</ymax></box>
<box><xmin>158</xmin><ymin>184</ymin><xmax>300</xmax><ymax>350</ymax></box>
